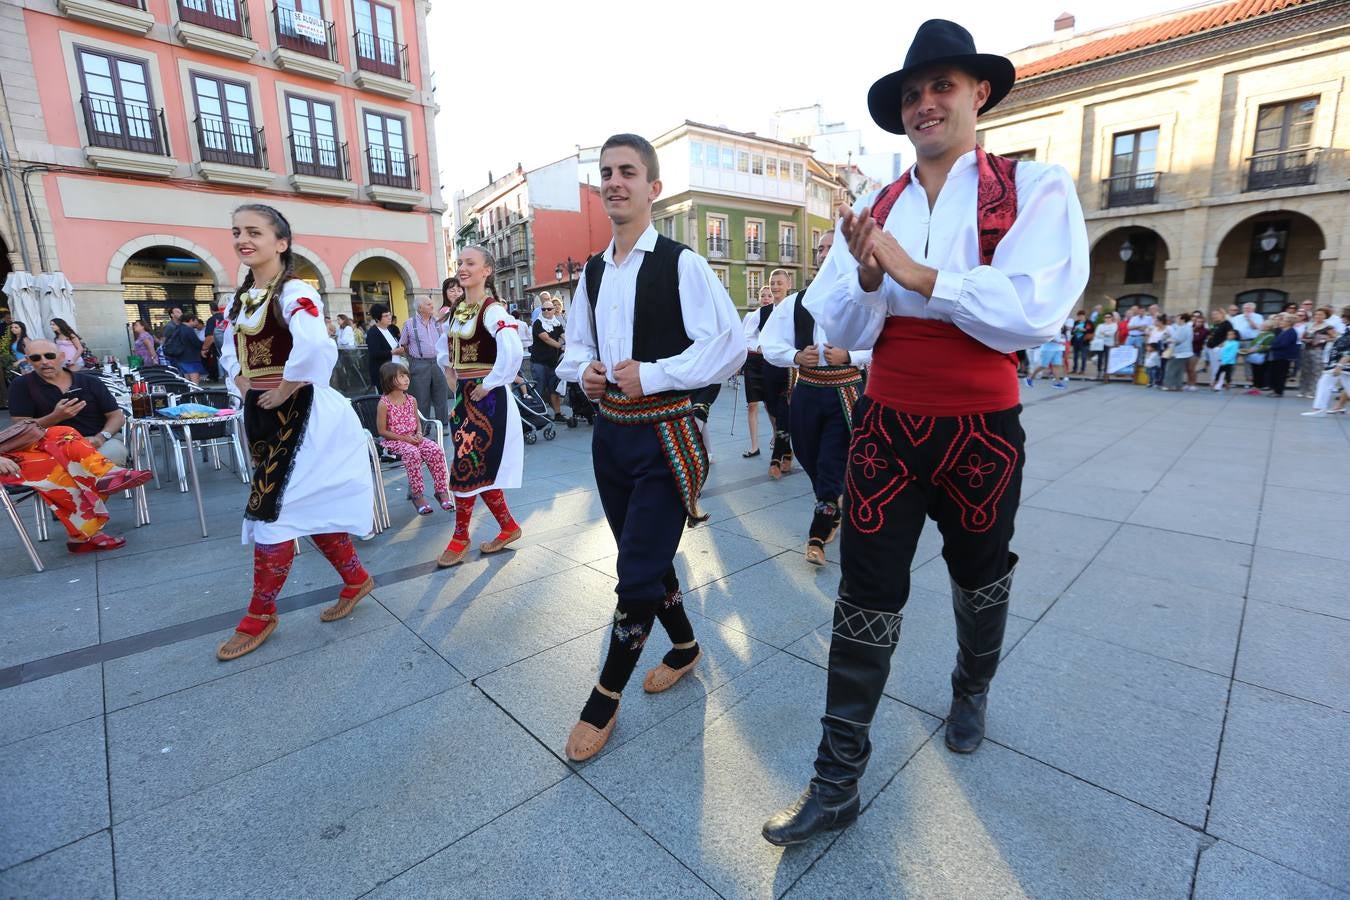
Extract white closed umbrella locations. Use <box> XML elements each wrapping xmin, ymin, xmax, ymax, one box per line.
<box><xmin>36</xmin><ymin>272</ymin><xmax>77</xmax><ymax>333</ymax></box>
<box><xmin>3</xmin><ymin>271</ymin><xmax>42</xmax><ymax>337</ymax></box>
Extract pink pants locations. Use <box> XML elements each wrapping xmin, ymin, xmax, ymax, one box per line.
<box><xmin>382</xmin><ymin>436</ymin><xmax>449</xmax><ymax>497</ymax></box>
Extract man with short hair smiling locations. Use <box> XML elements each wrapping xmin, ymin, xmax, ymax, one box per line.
<box><xmin>762</xmin><ymin>19</ymin><xmax>1088</xmax><ymax>845</ymax></box>
<box><xmin>8</xmin><ymin>338</ymin><xmax>128</xmax><ymax>465</ymax></box>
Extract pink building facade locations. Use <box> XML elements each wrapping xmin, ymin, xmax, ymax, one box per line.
<box><xmin>0</xmin><ymin>0</ymin><xmax>444</xmax><ymax>353</ymax></box>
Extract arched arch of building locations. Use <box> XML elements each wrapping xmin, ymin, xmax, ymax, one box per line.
<box><xmin>234</xmin><ymin>243</ymin><xmax>334</xmax><ymax>292</ymax></box>
<box><xmin>1088</xmin><ymin>223</ymin><xmax>1175</xmax><ymax>261</ymax></box>
<box><xmin>340</xmin><ymin>248</ymin><xmax>419</xmax><ymax>294</ymax></box>
<box><xmin>1204</xmin><ymin>205</ymin><xmax>1327</xmax><ymax>263</ymax></box>
<box><xmin>107</xmin><ymin>235</ymin><xmax>229</xmax><ymax>287</ymax></box>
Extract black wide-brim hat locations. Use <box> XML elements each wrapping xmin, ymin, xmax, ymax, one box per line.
<box><xmin>868</xmin><ymin>19</ymin><xmax>1016</xmax><ymax>135</ymax></box>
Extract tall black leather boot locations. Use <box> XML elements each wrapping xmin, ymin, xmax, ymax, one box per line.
<box><xmin>763</xmin><ymin>599</ymin><xmax>901</xmax><ymax>846</ymax></box>
<box><xmin>946</xmin><ymin>554</ymin><xmax>1017</xmax><ymax>753</ymax></box>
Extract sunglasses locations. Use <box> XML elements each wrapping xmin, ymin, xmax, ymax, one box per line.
<box><xmin>27</xmin><ymin>352</ymin><xmax>59</xmax><ymax>362</ymax></box>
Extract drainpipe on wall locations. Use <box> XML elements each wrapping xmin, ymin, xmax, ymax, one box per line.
<box><xmin>0</xmin><ymin>126</ymin><xmax>33</xmax><ymax>271</ymax></box>
<box><xmin>20</xmin><ymin>165</ymin><xmax>49</xmax><ymax>273</ymax></box>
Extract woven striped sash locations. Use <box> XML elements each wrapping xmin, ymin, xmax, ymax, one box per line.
<box><xmin>796</xmin><ymin>365</ymin><xmax>864</xmax><ymax>430</ymax></box>
<box><xmin>598</xmin><ymin>389</ymin><xmax>710</xmax><ymax>527</ymax></box>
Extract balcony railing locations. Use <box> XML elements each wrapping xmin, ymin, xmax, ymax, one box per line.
<box><xmin>1245</xmin><ymin>148</ymin><xmax>1320</xmax><ymax>192</ymax></box>
<box><xmin>273</xmin><ymin>4</ymin><xmax>336</xmax><ymax>60</ymax></box>
<box><xmin>354</xmin><ymin>31</ymin><xmax>408</xmax><ymax>80</ymax></box>
<box><xmin>1101</xmin><ymin>171</ymin><xmax>1161</xmax><ymax>208</ymax></box>
<box><xmin>511</xmin><ymin>249</ymin><xmax>529</xmax><ymax>267</ymax></box>
<box><xmin>779</xmin><ymin>241</ymin><xmax>798</xmax><ymax>262</ymax></box>
<box><xmin>707</xmin><ymin>236</ymin><xmax>729</xmax><ymax>256</ymax></box>
<box><xmin>367</xmin><ymin>148</ymin><xmax>417</xmax><ymax>190</ymax></box>
<box><xmin>80</xmin><ymin>94</ymin><xmax>168</xmax><ymax>156</ymax></box>
<box><xmin>178</xmin><ymin>0</ymin><xmax>248</xmax><ymax>35</ymax></box>
<box><xmin>195</xmin><ymin>116</ymin><xmax>265</xmax><ymax>168</ymax></box>
<box><xmin>289</xmin><ymin>131</ymin><xmax>347</xmax><ymax>180</ymax></box>
<box><xmin>745</xmin><ymin>239</ymin><xmax>764</xmax><ymax>258</ymax></box>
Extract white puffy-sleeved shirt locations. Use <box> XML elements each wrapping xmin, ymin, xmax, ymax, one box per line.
<box><xmin>219</xmin><ymin>279</ymin><xmax>336</xmax><ymax>385</ymax></box>
<box><xmin>802</xmin><ymin>150</ymin><xmax>1089</xmax><ymax>356</ymax></box>
<box><xmin>434</xmin><ymin>301</ymin><xmax>524</xmax><ymax>392</ymax></box>
<box><xmin>554</xmin><ymin>224</ymin><xmax>746</xmax><ymax>394</ymax></box>
<box><xmin>743</xmin><ymin>307</ymin><xmax>769</xmax><ymax>353</ymax></box>
<box><xmin>761</xmin><ymin>291</ymin><xmax>872</xmax><ymax>370</ymax></box>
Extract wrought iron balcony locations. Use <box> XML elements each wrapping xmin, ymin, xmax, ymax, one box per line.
<box><xmin>195</xmin><ymin>116</ymin><xmax>265</xmax><ymax>168</ymax></box>
<box><xmin>354</xmin><ymin>31</ymin><xmax>408</xmax><ymax>80</ymax></box>
<box><xmin>1101</xmin><ymin>172</ymin><xmax>1161</xmax><ymax>208</ymax></box>
<box><xmin>178</xmin><ymin>0</ymin><xmax>248</xmax><ymax>35</ymax></box>
<box><xmin>1245</xmin><ymin>148</ymin><xmax>1320</xmax><ymax>192</ymax></box>
<box><xmin>779</xmin><ymin>241</ymin><xmax>798</xmax><ymax>262</ymax></box>
<box><xmin>707</xmin><ymin>236</ymin><xmax>729</xmax><ymax>256</ymax></box>
<box><xmin>289</xmin><ymin>132</ymin><xmax>346</xmax><ymax>180</ymax></box>
<box><xmin>367</xmin><ymin>147</ymin><xmax>418</xmax><ymax>190</ymax></box>
<box><xmin>745</xmin><ymin>239</ymin><xmax>764</xmax><ymax>259</ymax></box>
<box><xmin>80</xmin><ymin>94</ymin><xmax>168</xmax><ymax>156</ymax></box>
<box><xmin>272</xmin><ymin>4</ymin><xmax>336</xmax><ymax>60</ymax></box>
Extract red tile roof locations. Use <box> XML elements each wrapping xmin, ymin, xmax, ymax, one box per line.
<box><xmin>1016</xmin><ymin>0</ymin><xmax>1306</xmax><ymax>78</ymax></box>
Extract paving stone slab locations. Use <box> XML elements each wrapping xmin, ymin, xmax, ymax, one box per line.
<box><xmin>1209</xmin><ymin>683</ymin><xmax>1350</xmax><ymax>891</ymax></box>
<box><xmin>1193</xmin><ymin>840</ymin><xmax>1348</xmax><ymax>900</ymax></box>
<box><xmin>588</xmin><ymin>525</ymin><xmax>785</xmax><ymax>593</ymax></box>
<box><xmin>476</xmin><ymin>612</ymin><xmax>779</xmax><ymax>764</ymax></box>
<box><xmin>106</xmin><ymin>623</ymin><xmax>461</xmax><ymax>822</ymax></box>
<box><xmin>112</xmin><ymin>686</ymin><xmax>568</xmax><ymax>899</ymax></box>
<box><xmin>789</xmin><ymin>740</ymin><xmax>1200</xmax><ymax>900</ymax></box>
<box><xmin>1041</xmin><ymin>562</ymin><xmax>1243</xmax><ymax>675</ymax></box>
<box><xmin>988</xmin><ymin>622</ymin><xmax>1229</xmax><ymax>826</ymax></box>
<box><xmin>1256</xmin><ymin>508</ymin><xmax>1350</xmax><ymax>562</ymax></box>
<box><xmin>406</xmin><ymin>565</ymin><xmax>620</xmax><ymax>679</ymax></box>
<box><xmin>536</xmin><ymin>520</ymin><xmax>620</xmax><ymax>564</ymax></box>
<box><xmin>0</xmin><ymin>716</ymin><xmax>107</xmax><ymax>869</ymax></box>
<box><xmin>371</xmin><ymin>543</ymin><xmax>579</xmax><ymax>622</ymax></box>
<box><xmin>1128</xmin><ymin>495</ymin><xmax>1258</xmax><ymax>544</ymax></box>
<box><xmin>0</xmin><ymin>663</ymin><xmax>103</xmax><ymax>747</ymax></box>
<box><xmin>0</xmin><ymin>588</ymin><xmax>100</xmax><ymax>672</ymax></box>
<box><xmin>1006</xmin><ymin>506</ymin><xmax>1121</xmax><ymax>560</ymax></box>
<box><xmin>684</xmin><ymin>554</ymin><xmax>837</xmax><ymax>649</ymax></box>
<box><xmin>583</xmin><ymin>652</ymin><xmax>939</xmax><ymax>900</ymax></box>
<box><xmin>1092</xmin><ymin>524</ymin><xmax>1253</xmax><ymax>597</ymax></box>
<box><xmin>1235</xmin><ymin>601</ymin><xmax>1349</xmax><ymax>710</ymax></box>
<box><xmin>1246</xmin><ymin>547</ymin><xmax>1350</xmax><ymax>619</ymax></box>
<box><xmin>0</xmin><ymin>830</ymin><xmax>114</xmax><ymax>900</ymax></box>
<box><xmin>785</xmin><ymin>587</ymin><xmax>1034</xmax><ymax>720</ymax></box>
<box><xmin>910</xmin><ymin>548</ymin><xmax>1090</xmax><ymax>621</ymax></box>
<box><xmin>101</xmin><ymin>598</ymin><xmax>399</xmax><ymax>712</ymax></box>
<box><xmin>369</xmin><ymin>775</ymin><xmax>716</xmax><ymax>899</ymax></box>
<box><xmin>1025</xmin><ymin>480</ymin><xmax>1148</xmax><ymax>522</ymax></box>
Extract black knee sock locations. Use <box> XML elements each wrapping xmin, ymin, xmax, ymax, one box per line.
<box><xmin>655</xmin><ymin>587</ymin><xmax>698</xmax><ymax>668</ymax></box>
<box><xmin>809</xmin><ymin>500</ymin><xmax>840</xmax><ymax>542</ymax></box>
<box><xmin>579</xmin><ymin>687</ymin><xmax>618</xmax><ymax>729</ymax></box>
<box><xmin>585</xmin><ymin>599</ymin><xmax>658</xmax><ymax>727</ymax></box>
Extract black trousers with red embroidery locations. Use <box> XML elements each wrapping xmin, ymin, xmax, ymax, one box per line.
<box><xmin>813</xmin><ymin>396</ymin><xmax>1023</xmax><ymax>795</ymax></box>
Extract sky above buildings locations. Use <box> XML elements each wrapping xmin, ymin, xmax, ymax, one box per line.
<box><xmin>429</xmin><ymin>0</ymin><xmax>1199</xmax><ymax>201</ymax></box>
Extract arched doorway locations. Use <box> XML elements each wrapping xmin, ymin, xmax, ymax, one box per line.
<box><xmin>1210</xmin><ymin>210</ymin><xmax>1324</xmax><ymax>313</ymax></box>
<box><xmin>120</xmin><ymin>246</ymin><xmax>216</xmax><ymax>333</ymax></box>
<box><xmin>349</xmin><ymin>256</ymin><xmax>411</xmax><ymax>325</ymax></box>
<box><xmin>1087</xmin><ymin>226</ymin><xmax>1171</xmax><ymax>314</ymax></box>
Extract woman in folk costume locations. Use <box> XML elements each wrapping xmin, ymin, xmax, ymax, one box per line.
<box><xmin>215</xmin><ymin>204</ymin><xmax>375</xmax><ymax>661</ymax></box>
<box><xmin>433</xmin><ymin>246</ymin><xmax>525</xmax><ymax>568</ymax></box>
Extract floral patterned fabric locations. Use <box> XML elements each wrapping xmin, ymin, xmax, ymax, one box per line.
<box><xmin>0</xmin><ymin>425</ymin><xmax>118</xmax><ymax>539</ymax></box>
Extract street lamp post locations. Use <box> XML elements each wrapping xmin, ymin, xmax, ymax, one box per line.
<box><xmin>555</xmin><ymin>256</ymin><xmax>584</xmax><ymax>303</ymax></box>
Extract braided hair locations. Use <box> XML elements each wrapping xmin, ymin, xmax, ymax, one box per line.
<box><xmin>229</xmin><ymin>204</ymin><xmax>297</xmax><ymax>322</ymax></box>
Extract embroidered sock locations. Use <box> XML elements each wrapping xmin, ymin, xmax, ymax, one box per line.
<box><xmin>453</xmin><ymin>495</ymin><xmax>475</xmax><ymax>543</ymax></box>
<box><xmin>237</xmin><ymin>541</ymin><xmax>295</xmax><ymax>636</ymax></box>
<box><xmin>589</xmin><ymin>599</ymin><xmax>657</xmax><ymax>725</ymax></box>
<box><xmin>809</xmin><ymin>501</ymin><xmax>840</xmax><ymax>541</ymax></box>
<box><xmin>312</xmin><ymin>532</ymin><xmax>369</xmax><ymax>587</ymax></box>
<box><xmin>579</xmin><ymin>687</ymin><xmax>619</xmax><ymax>730</ymax></box>
<box><xmin>481</xmin><ymin>489</ymin><xmax>518</xmax><ymax>533</ymax></box>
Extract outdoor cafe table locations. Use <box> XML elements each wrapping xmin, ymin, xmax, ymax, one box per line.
<box><xmin>129</xmin><ymin>409</ymin><xmax>247</xmax><ymax>538</ymax></box>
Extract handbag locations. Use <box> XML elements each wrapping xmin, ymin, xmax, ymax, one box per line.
<box><xmin>0</xmin><ymin>420</ymin><xmax>45</xmax><ymax>455</ymax></box>
<box><xmin>1162</xmin><ymin>346</ymin><xmax>1174</xmax><ymax>360</ymax></box>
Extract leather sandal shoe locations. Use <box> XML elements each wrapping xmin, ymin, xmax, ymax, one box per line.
<box><xmin>67</xmin><ymin>533</ymin><xmax>126</xmax><ymax>554</ymax></box>
<box><xmin>565</xmin><ymin>704</ymin><xmax>619</xmax><ymax>762</ymax></box>
<box><xmin>479</xmin><ymin>526</ymin><xmax>522</xmax><ymax>554</ymax></box>
<box><xmin>804</xmin><ymin>538</ymin><xmax>826</xmax><ymax>566</ymax></box>
<box><xmin>320</xmin><ymin>576</ymin><xmax>374</xmax><ymax>622</ymax></box>
<box><xmin>762</xmin><ymin>782</ymin><xmax>860</xmax><ymax>846</ymax></box>
<box><xmin>945</xmin><ymin>691</ymin><xmax>989</xmax><ymax>753</ymax></box>
<box><xmin>643</xmin><ymin>651</ymin><xmax>701</xmax><ymax>693</ymax></box>
<box><xmin>437</xmin><ymin>541</ymin><xmax>468</xmax><ymax>568</ymax></box>
<box><xmin>216</xmin><ymin>613</ymin><xmax>278</xmax><ymax>661</ymax></box>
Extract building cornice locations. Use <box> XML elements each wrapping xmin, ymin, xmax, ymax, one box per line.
<box><xmin>56</xmin><ymin>0</ymin><xmax>154</xmax><ymax>34</ymax></box>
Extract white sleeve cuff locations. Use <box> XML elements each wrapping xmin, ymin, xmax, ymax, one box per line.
<box><xmin>638</xmin><ymin>362</ymin><xmax>671</xmax><ymax>396</ymax></box>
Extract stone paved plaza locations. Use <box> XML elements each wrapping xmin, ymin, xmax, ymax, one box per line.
<box><xmin>2</xmin><ymin>381</ymin><xmax>1347</xmax><ymax>899</ymax></box>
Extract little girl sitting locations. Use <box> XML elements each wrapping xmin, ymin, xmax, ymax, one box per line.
<box><xmin>377</xmin><ymin>361</ymin><xmax>451</xmax><ymax>515</ymax></box>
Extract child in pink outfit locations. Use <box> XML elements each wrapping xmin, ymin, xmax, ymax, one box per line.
<box><xmin>377</xmin><ymin>361</ymin><xmax>450</xmax><ymax>515</ymax></box>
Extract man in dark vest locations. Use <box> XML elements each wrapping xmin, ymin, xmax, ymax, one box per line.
<box><xmin>762</xmin><ymin>20</ymin><xmax>1088</xmax><ymax>844</ymax></box>
<box><xmin>555</xmin><ymin>133</ymin><xmax>745</xmax><ymax>762</ymax></box>
<box><xmin>761</xmin><ymin>231</ymin><xmax>869</xmax><ymax>567</ymax></box>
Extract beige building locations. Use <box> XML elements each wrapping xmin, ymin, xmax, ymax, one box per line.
<box><xmin>980</xmin><ymin>0</ymin><xmax>1350</xmax><ymax>316</ymax></box>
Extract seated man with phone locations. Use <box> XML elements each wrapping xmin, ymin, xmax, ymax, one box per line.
<box><xmin>7</xmin><ymin>339</ymin><xmax>128</xmax><ymax>465</ymax></box>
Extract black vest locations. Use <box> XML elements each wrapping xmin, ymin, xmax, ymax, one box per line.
<box><xmin>791</xmin><ymin>291</ymin><xmax>815</xmax><ymax>350</ymax></box>
<box><xmin>584</xmin><ymin>235</ymin><xmax>693</xmax><ymax>363</ymax></box>
<box><xmin>757</xmin><ymin>304</ymin><xmax>773</xmax><ymax>332</ymax></box>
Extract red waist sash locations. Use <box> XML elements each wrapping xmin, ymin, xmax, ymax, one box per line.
<box><xmin>865</xmin><ymin>318</ymin><xmax>1019</xmax><ymax>416</ymax></box>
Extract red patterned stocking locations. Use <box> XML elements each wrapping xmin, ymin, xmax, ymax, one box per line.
<box><xmin>450</xmin><ymin>495</ymin><xmax>476</xmax><ymax>548</ymax></box>
<box><xmin>238</xmin><ymin>540</ymin><xmax>295</xmax><ymax>636</ymax></box>
<box><xmin>312</xmin><ymin>532</ymin><xmax>370</xmax><ymax>593</ymax></box>
<box><xmin>481</xmin><ymin>489</ymin><xmax>518</xmax><ymax>534</ymax></box>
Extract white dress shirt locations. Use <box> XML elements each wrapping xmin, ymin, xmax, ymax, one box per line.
<box><xmin>743</xmin><ymin>307</ymin><xmax>769</xmax><ymax>353</ymax></box>
<box><xmin>434</xmin><ymin>301</ymin><xmax>524</xmax><ymax>391</ymax></box>
<box><xmin>802</xmin><ymin>150</ymin><xmax>1088</xmax><ymax>355</ymax></box>
<box><xmin>555</xmin><ymin>224</ymin><xmax>746</xmax><ymax>394</ymax></box>
<box><xmin>336</xmin><ymin>325</ymin><xmax>356</xmax><ymax>349</ymax></box>
<box><xmin>761</xmin><ymin>291</ymin><xmax>872</xmax><ymax>369</ymax></box>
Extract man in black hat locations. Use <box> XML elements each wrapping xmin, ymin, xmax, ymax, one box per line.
<box><xmin>762</xmin><ymin>19</ymin><xmax>1088</xmax><ymax>845</ymax></box>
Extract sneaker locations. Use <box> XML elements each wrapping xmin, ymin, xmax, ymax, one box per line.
<box><xmin>1329</xmin><ymin>407</ymin><xmax>1347</xmax><ymax>415</ymax></box>
<box><xmin>1301</xmin><ymin>410</ymin><xmax>1327</xmax><ymax>417</ymax></box>
<box><xmin>1023</xmin><ymin>377</ymin><xmax>1034</xmax><ymax>388</ymax></box>
<box><xmin>1051</xmin><ymin>381</ymin><xmax>1067</xmax><ymax>390</ymax></box>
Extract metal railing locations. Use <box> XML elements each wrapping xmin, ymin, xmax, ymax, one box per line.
<box><xmin>272</xmin><ymin>4</ymin><xmax>336</xmax><ymax>60</ymax></box>
<box><xmin>1101</xmin><ymin>171</ymin><xmax>1161</xmax><ymax>208</ymax></box>
<box><xmin>289</xmin><ymin>132</ymin><xmax>347</xmax><ymax>179</ymax></box>
<box><xmin>745</xmin><ymin>239</ymin><xmax>764</xmax><ymax>258</ymax></box>
<box><xmin>512</xmin><ymin>249</ymin><xmax>529</xmax><ymax>266</ymax></box>
<box><xmin>195</xmin><ymin>116</ymin><xmax>265</xmax><ymax>168</ymax></box>
<box><xmin>354</xmin><ymin>31</ymin><xmax>408</xmax><ymax>80</ymax></box>
<box><xmin>178</xmin><ymin>0</ymin><xmax>248</xmax><ymax>36</ymax></box>
<box><xmin>779</xmin><ymin>241</ymin><xmax>798</xmax><ymax>262</ymax></box>
<box><xmin>80</xmin><ymin>94</ymin><xmax>169</xmax><ymax>156</ymax></box>
<box><xmin>1245</xmin><ymin>148</ymin><xmax>1320</xmax><ymax>192</ymax></box>
<box><xmin>367</xmin><ymin>147</ymin><xmax>417</xmax><ymax>189</ymax></box>
<box><xmin>707</xmin><ymin>236</ymin><xmax>729</xmax><ymax>256</ymax></box>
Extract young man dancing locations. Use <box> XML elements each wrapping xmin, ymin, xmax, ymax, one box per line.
<box><xmin>760</xmin><ymin>232</ymin><xmax>870</xmax><ymax>566</ymax></box>
<box><xmin>556</xmin><ymin>134</ymin><xmax>745</xmax><ymax>762</ymax></box>
<box><xmin>762</xmin><ymin>19</ymin><xmax>1088</xmax><ymax>844</ymax></box>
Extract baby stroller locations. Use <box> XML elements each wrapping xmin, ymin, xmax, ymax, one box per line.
<box><xmin>565</xmin><ymin>381</ymin><xmax>596</xmax><ymax>428</ymax></box>
<box><xmin>514</xmin><ymin>379</ymin><xmax>557</xmax><ymax>444</ymax></box>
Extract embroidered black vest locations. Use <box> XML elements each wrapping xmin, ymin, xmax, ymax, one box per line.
<box><xmin>791</xmin><ymin>291</ymin><xmax>815</xmax><ymax>350</ymax></box>
<box><xmin>584</xmin><ymin>234</ymin><xmax>693</xmax><ymax>364</ymax></box>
